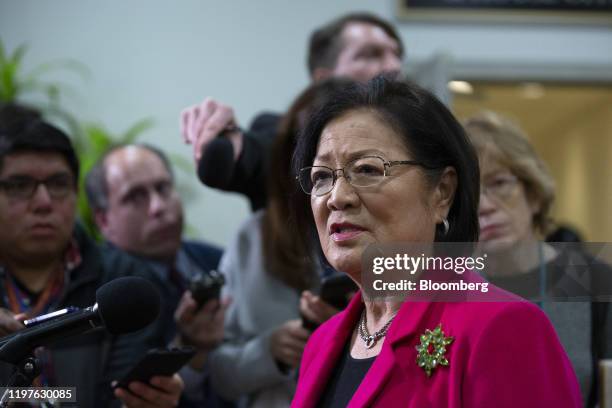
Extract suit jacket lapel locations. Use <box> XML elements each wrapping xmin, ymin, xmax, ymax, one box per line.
<box><xmin>299</xmin><ymin>292</ymin><xmax>364</xmax><ymax>407</ymax></box>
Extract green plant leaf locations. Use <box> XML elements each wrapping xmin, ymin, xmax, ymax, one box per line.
<box><xmin>0</xmin><ymin>41</ymin><xmax>88</xmax><ymax>107</ymax></box>
<box><xmin>20</xmin><ymin>80</ymin><xmax>82</xmax><ymax>107</ymax></box>
<box><xmin>42</xmin><ymin>104</ymin><xmax>86</xmax><ymax>146</ymax></box>
<box><xmin>0</xmin><ymin>61</ymin><xmax>19</xmax><ymax>102</ymax></box>
<box><xmin>168</xmin><ymin>152</ymin><xmax>194</xmax><ymax>175</ymax></box>
<box><xmin>121</xmin><ymin>117</ymin><xmax>155</xmax><ymax>143</ymax></box>
<box><xmin>10</xmin><ymin>44</ymin><xmax>28</xmax><ymax>66</ymax></box>
<box><xmin>84</xmin><ymin>124</ymin><xmax>115</xmax><ymax>153</ymax></box>
<box><xmin>0</xmin><ymin>39</ymin><xmax>6</xmax><ymax>65</ymax></box>
<box><xmin>46</xmin><ymin>83</ymin><xmax>60</xmax><ymax>103</ymax></box>
<box><xmin>23</xmin><ymin>59</ymin><xmax>91</xmax><ymax>84</ymax></box>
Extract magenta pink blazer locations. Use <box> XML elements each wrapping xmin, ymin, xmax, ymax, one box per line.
<box><xmin>292</xmin><ymin>272</ymin><xmax>581</xmax><ymax>408</ymax></box>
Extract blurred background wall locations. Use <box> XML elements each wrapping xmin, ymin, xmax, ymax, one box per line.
<box><xmin>1</xmin><ymin>0</ymin><xmax>611</xmax><ymax>245</ymax></box>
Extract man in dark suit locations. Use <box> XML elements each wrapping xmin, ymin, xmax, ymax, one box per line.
<box><xmin>86</xmin><ymin>143</ymin><xmax>229</xmax><ymax>406</ymax></box>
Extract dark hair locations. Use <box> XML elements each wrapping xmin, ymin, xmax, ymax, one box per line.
<box><xmin>262</xmin><ymin>78</ymin><xmax>354</xmax><ymax>291</ymax></box>
<box><xmin>307</xmin><ymin>12</ymin><xmax>404</xmax><ymax>77</ymax></box>
<box><xmin>0</xmin><ymin>104</ymin><xmax>79</xmax><ymax>182</ymax></box>
<box><xmin>85</xmin><ymin>143</ymin><xmax>174</xmax><ymax>211</ymax></box>
<box><xmin>291</xmin><ymin>76</ymin><xmax>480</xmax><ymax>252</ymax></box>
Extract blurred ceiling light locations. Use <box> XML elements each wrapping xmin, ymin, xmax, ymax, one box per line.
<box><xmin>448</xmin><ymin>80</ymin><xmax>474</xmax><ymax>94</ymax></box>
<box><xmin>520</xmin><ymin>82</ymin><xmax>545</xmax><ymax>99</ymax></box>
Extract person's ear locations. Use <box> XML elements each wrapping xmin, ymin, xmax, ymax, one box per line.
<box><xmin>312</xmin><ymin>67</ymin><xmax>333</xmax><ymax>82</ymax></box>
<box><xmin>94</xmin><ymin>209</ymin><xmax>109</xmax><ymax>233</ymax></box>
<box><xmin>432</xmin><ymin>166</ymin><xmax>458</xmax><ymax>222</ymax></box>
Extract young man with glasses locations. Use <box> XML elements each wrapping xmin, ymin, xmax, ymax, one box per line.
<box><xmin>0</xmin><ymin>105</ymin><xmax>182</xmax><ymax>407</ymax></box>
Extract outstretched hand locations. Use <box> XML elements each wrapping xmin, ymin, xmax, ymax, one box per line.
<box><xmin>180</xmin><ymin>98</ymin><xmax>243</xmax><ymax>164</ymax></box>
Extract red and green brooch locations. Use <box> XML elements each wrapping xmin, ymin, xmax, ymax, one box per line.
<box><xmin>416</xmin><ymin>324</ymin><xmax>454</xmax><ymax>377</ymax></box>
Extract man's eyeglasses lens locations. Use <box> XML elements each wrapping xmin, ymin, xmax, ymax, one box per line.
<box><xmin>0</xmin><ymin>175</ymin><xmax>74</xmax><ymax>200</ymax></box>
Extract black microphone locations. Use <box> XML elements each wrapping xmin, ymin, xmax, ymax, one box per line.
<box><xmin>0</xmin><ymin>276</ymin><xmax>160</xmax><ymax>364</ymax></box>
<box><xmin>197</xmin><ymin>136</ymin><xmax>235</xmax><ymax>188</ymax></box>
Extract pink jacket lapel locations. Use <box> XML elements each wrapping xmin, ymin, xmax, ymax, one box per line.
<box><xmin>295</xmin><ymin>294</ymin><xmax>434</xmax><ymax>408</ymax></box>
<box><xmin>295</xmin><ymin>292</ymin><xmax>364</xmax><ymax>407</ymax></box>
<box><xmin>349</xmin><ymin>301</ymin><xmax>434</xmax><ymax>408</ymax></box>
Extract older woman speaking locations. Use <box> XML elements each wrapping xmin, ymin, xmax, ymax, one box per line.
<box><xmin>290</xmin><ymin>77</ymin><xmax>581</xmax><ymax>407</ymax></box>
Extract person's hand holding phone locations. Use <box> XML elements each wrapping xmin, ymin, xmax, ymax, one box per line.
<box><xmin>114</xmin><ymin>373</ymin><xmax>183</xmax><ymax>408</ymax></box>
<box><xmin>299</xmin><ymin>291</ymin><xmax>340</xmax><ymax>326</ymax></box>
<box><xmin>174</xmin><ymin>291</ymin><xmax>229</xmax><ymax>369</ymax></box>
<box><xmin>0</xmin><ymin>308</ymin><xmax>25</xmax><ymax>336</ymax></box>
<box><xmin>270</xmin><ymin>319</ymin><xmax>311</xmax><ymax>369</ymax></box>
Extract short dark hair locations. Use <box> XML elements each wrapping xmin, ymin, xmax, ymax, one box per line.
<box><xmin>307</xmin><ymin>12</ymin><xmax>404</xmax><ymax>77</ymax></box>
<box><xmin>291</xmin><ymin>76</ymin><xmax>480</xmax><ymax>248</ymax></box>
<box><xmin>0</xmin><ymin>104</ymin><xmax>79</xmax><ymax>182</ymax></box>
<box><xmin>85</xmin><ymin>143</ymin><xmax>174</xmax><ymax>211</ymax></box>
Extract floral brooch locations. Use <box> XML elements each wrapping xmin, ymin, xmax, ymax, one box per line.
<box><xmin>416</xmin><ymin>324</ymin><xmax>453</xmax><ymax>377</ymax></box>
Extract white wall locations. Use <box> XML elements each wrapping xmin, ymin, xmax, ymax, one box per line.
<box><xmin>2</xmin><ymin>0</ymin><xmax>611</xmax><ymax>246</ymax></box>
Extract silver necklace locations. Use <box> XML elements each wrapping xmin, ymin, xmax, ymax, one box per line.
<box><xmin>358</xmin><ymin>310</ymin><xmax>397</xmax><ymax>349</ymax></box>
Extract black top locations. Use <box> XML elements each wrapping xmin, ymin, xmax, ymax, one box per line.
<box><xmin>318</xmin><ymin>343</ymin><xmax>376</xmax><ymax>408</ymax></box>
<box><xmin>485</xmin><ymin>248</ymin><xmax>594</xmax><ymax>301</ymax></box>
<box><xmin>0</xmin><ymin>224</ymin><xmax>128</xmax><ymax>407</ymax></box>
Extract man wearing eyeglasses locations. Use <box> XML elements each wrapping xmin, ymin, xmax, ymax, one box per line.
<box><xmin>0</xmin><ymin>105</ymin><xmax>183</xmax><ymax>407</ymax></box>
<box><xmin>85</xmin><ymin>144</ymin><xmax>229</xmax><ymax>406</ymax></box>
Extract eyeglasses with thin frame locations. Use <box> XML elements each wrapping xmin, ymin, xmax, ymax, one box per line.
<box><xmin>481</xmin><ymin>173</ymin><xmax>520</xmax><ymax>201</ymax></box>
<box><xmin>297</xmin><ymin>155</ymin><xmax>431</xmax><ymax>196</ymax></box>
<box><xmin>0</xmin><ymin>174</ymin><xmax>75</xmax><ymax>201</ymax></box>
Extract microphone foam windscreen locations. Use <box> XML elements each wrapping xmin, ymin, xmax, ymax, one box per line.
<box><xmin>96</xmin><ymin>277</ymin><xmax>161</xmax><ymax>335</ymax></box>
<box><xmin>197</xmin><ymin>137</ymin><xmax>234</xmax><ymax>188</ymax></box>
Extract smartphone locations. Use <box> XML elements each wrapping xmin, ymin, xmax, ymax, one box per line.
<box><xmin>302</xmin><ymin>274</ymin><xmax>357</xmax><ymax>331</ymax></box>
<box><xmin>319</xmin><ymin>274</ymin><xmax>357</xmax><ymax>310</ymax></box>
<box><xmin>23</xmin><ymin>306</ymin><xmax>81</xmax><ymax>327</ymax></box>
<box><xmin>113</xmin><ymin>347</ymin><xmax>196</xmax><ymax>390</ymax></box>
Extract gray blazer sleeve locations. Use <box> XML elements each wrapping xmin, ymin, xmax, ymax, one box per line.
<box><xmin>207</xmin><ymin>211</ymin><xmax>298</xmax><ymax>400</ymax></box>
<box><xmin>209</xmin><ymin>328</ymin><xmax>289</xmax><ymax>399</ymax></box>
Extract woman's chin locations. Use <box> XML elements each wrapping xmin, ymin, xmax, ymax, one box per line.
<box><xmin>479</xmin><ymin>236</ymin><xmax>517</xmax><ymax>254</ymax></box>
<box><xmin>328</xmin><ymin>254</ymin><xmax>362</xmax><ymax>280</ymax></box>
